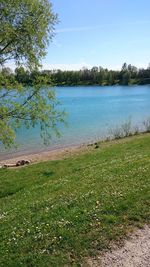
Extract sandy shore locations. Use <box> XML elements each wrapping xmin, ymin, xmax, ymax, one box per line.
<box><xmin>1</xmin><ymin>133</ymin><xmax>149</xmax><ymax>167</ymax></box>
<box><xmin>0</xmin><ymin>143</ymin><xmax>91</xmax><ymax>166</ymax></box>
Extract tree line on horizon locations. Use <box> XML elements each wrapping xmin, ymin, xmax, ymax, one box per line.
<box><xmin>0</xmin><ymin>63</ymin><xmax>150</xmax><ymax>87</ymax></box>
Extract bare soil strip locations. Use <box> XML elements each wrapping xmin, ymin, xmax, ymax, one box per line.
<box><xmin>87</xmin><ymin>226</ymin><xmax>150</xmax><ymax>267</ymax></box>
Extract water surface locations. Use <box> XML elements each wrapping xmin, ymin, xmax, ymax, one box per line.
<box><xmin>1</xmin><ymin>85</ymin><xmax>150</xmax><ymax>160</ymax></box>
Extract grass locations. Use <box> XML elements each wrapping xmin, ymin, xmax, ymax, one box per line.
<box><xmin>0</xmin><ymin>133</ymin><xmax>150</xmax><ymax>266</ymax></box>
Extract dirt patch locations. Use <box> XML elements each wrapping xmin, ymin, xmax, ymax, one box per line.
<box><xmin>87</xmin><ymin>226</ymin><xmax>150</xmax><ymax>267</ymax></box>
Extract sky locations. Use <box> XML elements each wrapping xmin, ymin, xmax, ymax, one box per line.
<box><xmin>5</xmin><ymin>0</ymin><xmax>150</xmax><ymax>71</ymax></box>
<box><xmin>41</xmin><ymin>0</ymin><xmax>150</xmax><ymax>71</ymax></box>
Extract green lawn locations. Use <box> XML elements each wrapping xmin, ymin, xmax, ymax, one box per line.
<box><xmin>0</xmin><ymin>134</ymin><xmax>150</xmax><ymax>267</ymax></box>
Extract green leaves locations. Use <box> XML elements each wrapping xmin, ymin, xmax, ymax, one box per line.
<box><xmin>0</xmin><ymin>0</ymin><xmax>58</xmax><ymax>69</ymax></box>
<box><xmin>0</xmin><ymin>85</ymin><xmax>65</xmax><ymax>148</ymax></box>
<box><xmin>0</xmin><ymin>119</ymin><xmax>16</xmax><ymax>147</ymax></box>
<box><xmin>0</xmin><ymin>1</ymin><xmax>65</xmax><ymax>148</ymax></box>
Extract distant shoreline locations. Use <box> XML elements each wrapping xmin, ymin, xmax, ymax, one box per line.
<box><xmin>2</xmin><ymin>63</ymin><xmax>150</xmax><ymax>87</ymax></box>
<box><xmin>51</xmin><ymin>83</ymin><xmax>150</xmax><ymax>87</ymax></box>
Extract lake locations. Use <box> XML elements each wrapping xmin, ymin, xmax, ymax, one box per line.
<box><xmin>0</xmin><ymin>85</ymin><xmax>150</xmax><ymax>160</ymax></box>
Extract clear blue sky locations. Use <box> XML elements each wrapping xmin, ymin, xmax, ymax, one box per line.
<box><xmin>43</xmin><ymin>0</ymin><xmax>150</xmax><ymax>70</ymax></box>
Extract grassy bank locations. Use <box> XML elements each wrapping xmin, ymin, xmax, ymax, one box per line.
<box><xmin>0</xmin><ymin>134</ymin><xmax>150</xmax><ymax>266</ymax></box>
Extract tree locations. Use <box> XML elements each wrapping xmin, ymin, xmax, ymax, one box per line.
<box><xmin>121</xmin><ymin>62</ymin><xmax>128</xmax><ymax>72</ymax></box>
<box><xmin>122</xmin><ymin>72</ymin><xmax>130</xmax><ymax>85</ymax></box>
<box><xmin>0</xmin><ymin>0</ymin><xmax>57</xmax><ymax>68</ymax></box>
<box><xmin>0</xmin><ymin>0</ymin><xmax>65</xmax><ymax>148</ymax></box>
<box><xmin>1</xmin><ymin>67</ymin><xmax>13</xmax><ymax>76</ymax></box>
<box><xmin>15</xmin><ymin>66</ymin><xmax>29</xmax><ymax>84</ymax></box>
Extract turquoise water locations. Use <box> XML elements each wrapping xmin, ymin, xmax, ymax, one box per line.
<box><xmin>1</xmin><ymin>85</ymin><xmax>150</xmax><ymax>159</ymax></box>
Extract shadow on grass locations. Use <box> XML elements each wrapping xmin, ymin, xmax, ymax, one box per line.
<box><xmin>42</xmin><ymin>171</ymin><xmax>54</xmax><ymax>177</ymax></box>
<box><xmin>0</xmin><ymin>187</ymin><xmax>24</xmax><ymax>198</ymax></box>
